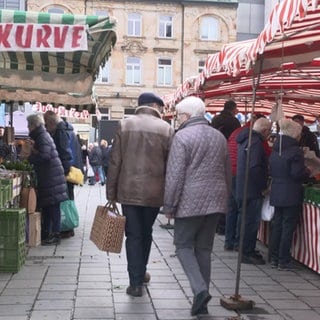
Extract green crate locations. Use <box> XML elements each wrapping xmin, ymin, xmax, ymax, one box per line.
<box><xmin>0</xmin><ymin>179</ymin><xmax>13</xmax><ymax>202</ymax></box>
<box><xmin>0</xmin><ymin>241</ymin><xmax>26</xmax><ymax>273</ymax></box>
<box><xmin>0</xmin><ymin>185</ymin><xmax>11</xmax><ymax>208</ymax></box>
<box><xmin>0</xmin><ymin>209</ymin><xmax>26</xmax><ymax>243</ymax></box>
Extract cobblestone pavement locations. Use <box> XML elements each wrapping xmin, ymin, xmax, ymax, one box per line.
<box><xmin>0</xmin><ymin>184</ymin><xmax>320</xmax><ymax>320</ymax></box>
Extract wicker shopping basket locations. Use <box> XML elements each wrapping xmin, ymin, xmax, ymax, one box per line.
<box><xmin>90</xmin><ymin>202</ymin><xmax>126</xmax><ymax>253</ymax></box>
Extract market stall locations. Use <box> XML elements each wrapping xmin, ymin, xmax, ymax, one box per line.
<box><xmin>163</xmin><ymin>0</ymin><xmax>320</xmax><ymax>273</ymax></box>
<box><xmin>0</xmin><ymin>8</ymin><xmax>117</xmax><ymax>273</ymax></box>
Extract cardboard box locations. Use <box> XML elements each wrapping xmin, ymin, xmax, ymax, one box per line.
<box><xmin>28</xmin><ymin>212</ymin><xmax>41</xmax><ymax>247</ymax></box>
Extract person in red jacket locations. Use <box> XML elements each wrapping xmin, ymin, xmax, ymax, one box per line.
<box><xmin>224</xmin><ymin>114</ymin><xmax>270</xmax><ymax>251</ymax></box>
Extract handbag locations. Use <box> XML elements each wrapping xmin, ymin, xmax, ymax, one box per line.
<box><xmin>60</xmin><ymin>199</ymin><xmax>79</xmax><ymax>231</ymax></box>
<box><xmin>90</xmin><ymin>202</ymin><xmax>126</xmax><ymax>253</ymax></box>
<box><xmin>261</xmin><ymin>194</ymin><xmax>274</xmax><ymax>221</ymax></box>
<box><xmin>19</xmin><ymin>186</ymin><xmax>37</xmax><ymax>214</ymax></box>
<box><xmin>66</xmin><ymin>166</ymin><xmax>84</xmax><ymax>185</ymax></box>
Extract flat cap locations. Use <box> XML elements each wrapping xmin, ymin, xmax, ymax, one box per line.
<box><xmin>138</xmin><ymin>92</ymin><xmax>164</xmax><ymax>107</ymax></box>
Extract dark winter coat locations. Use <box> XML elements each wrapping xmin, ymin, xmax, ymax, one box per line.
<box><xmin>53</xmin><ymin>121</ymin><xmax>83</xmax><ymax>174</ymax></box>
<box><xmin>163</xmin><ymin>117</ymin><xmax>231</xmax><ymax>218</ymax></box>
<box><xmin>300</xmin><ymin>126</ymin><xmax>320</xmax><ymax>157</ymax></box>
<box><xmin>269</xmin><ymin>135</ymin><xmax>309</xmax><ymax>207</ymax></box>
<box><xmin>28</xmin><ymin>125</ymin><xmax>68</xmax><ymax>208</ymax></box>
<box><xmin>88</xmin><ymin>146</ymin><xmax>102</xmax><ymax>166</ymax></box>
<box><xmin>101</xmin><ymin>145</ymin><xmax>112</xmax><ymax>167</ymax></box>
<box><xmin>211</xmin><ymin>110</ymin><xmax>241</xmax><ymax>140</ymax></box>
<box><xmin>236</xmin><ymin>128</ymin><xmax>269</xmax><ymax>200</ymax></box>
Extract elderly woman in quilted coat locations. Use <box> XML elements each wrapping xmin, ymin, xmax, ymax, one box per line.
<box><xmin>26</xmin><ymin>114</ymin><xmax>68</xmax><ymax>246</ymax></box>
<box><xmin>163</xmin><ymin>96</ymin><xmax>231</xmax><ymax>317</ymax></box>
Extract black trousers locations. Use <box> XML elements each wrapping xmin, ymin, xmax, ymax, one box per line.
<box><xmin>121</xmin><ymin>205</ymin><xmax>159</xmax><ymax>286</ymax></box>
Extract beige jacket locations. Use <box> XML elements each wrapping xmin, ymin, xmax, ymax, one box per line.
<box><xmin>107</xmin><ymin>106</ymin><xmax>174</xmax><ymax>207</ymax></box>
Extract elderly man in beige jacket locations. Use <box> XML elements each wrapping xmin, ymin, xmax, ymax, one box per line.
<box><xmin>107</xmin><ymin>92</ymin><xmax>174</xmax><ymax>297</ymax></box>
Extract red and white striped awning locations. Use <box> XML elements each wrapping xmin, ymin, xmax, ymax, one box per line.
<box><xmin>163</xmin><ymin>0</ymin><xmax>320</xmax><ymax>122</ymax></box>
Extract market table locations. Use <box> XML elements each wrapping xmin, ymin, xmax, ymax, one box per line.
<box><xmin>257</xmin><ymin>185</ymin><xmax>320</xmax><ymax>274</ymax></box>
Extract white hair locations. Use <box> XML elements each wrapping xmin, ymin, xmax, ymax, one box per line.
<box><xmin>279</xmin><ymin>118</ymin><xmax>302</xmax><ymax>140</ymax></box>
<box><xmin>176</xmin><ymin>96</ymin><xmax>205</xmax><ymax>117</ymax></box>
<box><xmin>253</xmin><ymin>118</ymin><xmax>271</xmax><ymax>133</ymax></box>
<box><xmin>27</xmin><ymin>113</ymin><xmax>44</xmax><ymax>128</ymax></box>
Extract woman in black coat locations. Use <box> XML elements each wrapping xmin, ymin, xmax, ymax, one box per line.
<box><xmin>269</xmin><ymin>119</ymin><xmax>310</xmax><ymax>271</ymax></box>
<box><xmin>27</xmin><ymin>114</ymin><xmax>68</xmax><ymax>245</ymax></box>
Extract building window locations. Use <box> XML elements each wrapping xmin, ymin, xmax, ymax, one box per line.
<box><xmin>47</xmin><ymin>7</ymin><xmax>64</xmax><ymax>14</ymax></box>
<box><xmin>159</xmin><ymin>15</ymin><xmax>173</xmax><ymax>38</ymax></box>
<box><xmin>128</xmin><ymin>13</ymin><xmax>141</xmax><ymax>37</ymax></box>
<box><xmin>158</xmin><ymin>58</ymin><xmax>172</xmax><ymax>86</ymax></box>
<box><xmin>198</xmin><ymin>60</ymin><xmax>205</xmax><ymax>73</ymax></box>
<box><xmin>124</xmin><ymin>108</ymin><xmax>135</xmax><ymax>118</ymax></box>
<box><xmin>95</xmin><ymin>10</ymin><xmax>109</xmax><ymax>17</ymax></box>
<box><xmin>96</xmin><ymin>61</ymin><xmax>110</xmax><ymax>83</ymax></box>
<box><xmin>200</xmin><ymin>16</ymin><xmax>219</xmax><ymax>41</ymax></box>
<box><xmin>126</xmin><ymin>57</ymin><xmax>141</xmax><ymax>85</ymax></box>
<box><xmin>0</xmin><ymin>0</ymin><xmax>23</xmax><ymax>10</ymax></box>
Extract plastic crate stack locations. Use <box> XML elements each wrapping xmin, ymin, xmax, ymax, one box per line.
<box><xmin>0</xmin><ymin>208</ymin><xmax>26</xmax><ymax>273</ymax></box>
<box><xmin>0</xmin><ymin>178</ymin><xmax>13</xmax><ymax>208</ymax></box>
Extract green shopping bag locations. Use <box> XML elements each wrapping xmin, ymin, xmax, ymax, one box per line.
<box><xmin>60</xmin><ymin>200</ymin><xmax>79</xmax><ymax>231</ymax></box>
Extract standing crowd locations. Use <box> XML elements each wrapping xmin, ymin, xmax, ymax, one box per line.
<box><xmin>18</xmin><ymin>91</ymin><xmax>316</xmax><ymax>317</ymax></box>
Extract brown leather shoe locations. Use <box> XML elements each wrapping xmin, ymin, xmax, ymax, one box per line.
<box><xmin>143</xmin><ymin>272</ymin><xmax>151</xmax><ymax>284</ymax></box>
<box><xmin>126</xmin><ymin>286</ymin><xmax>143</xmax><ymax>297</ymax></box>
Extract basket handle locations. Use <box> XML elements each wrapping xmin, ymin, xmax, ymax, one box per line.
<box><xmin>105</xmin><ymin>201</ymin><xmax>121</xmax><ymax>216</ymax></box>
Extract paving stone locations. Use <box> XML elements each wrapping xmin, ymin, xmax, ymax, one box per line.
<box><xmin>115</xmin><ymin>314</ymin><xmax>157</xmax><ymax>320</ymax></box>
<box><xmin>43</xmin><ymin>276</ymin><xmax>78</xmax><ymax>284</ymax></box>
<box><xmin>115</xmin><ymin>302</ymin><xmax>154</xmax><ymax>313</ymax></box>
<box><xmin>266</xmin><ymin>299</ymin><xmax>310</xmax><ymax>309</ymax></box>
<box><xmin>0</xmin><ymin>317</ymin><xmax>27</xmax><ymax>320</ymax></box>
<box><xmin>75</xmin><ymin>296</ymin><xmax>113</xmax><ymax>308</ymax></box>
<box><xmin>73</xmin><ymin>307</ymin><xmax>114</xmax><ymax>319</ymax></box>
<box><xmin>5</xmin><ymin>279</ymin><xmax>42</xmax><ymax>289</ymax></box>
<box><xmin>76</xmin><ymin>289</ymin><xmax>112</xmax><ymax>297</ymax></box>
<box><xmin>0</xmin><ymin>295</ymin><xmax>34</xmax><ymax>304</ymax></box>
<box><xmin>257</xmin><ymin>290</ymin><xmax>296</xmax><ymax>300</ymax></box>
<box><xmin>1</xmin><ymin>288</ymin><xmax>38</xmax><ymax>296</ymax></box>
<box><xmin>0</xmin><ymin>304</ymin><xmax>30</xmax><ymax>315</ymax></box>
<box><xmin>279</xmin><ymin>309</ymin><xmax>320</xmax><ymax>320</ymax></box>
<box><xmin>156</xmin><ymin>308</ymin><xmax>195</xmax><ymax>320</ymax></box>
<box><xmin>29</xmin><ymin>310</ymin><xmax>72</xmax><ymax>320</ymax></box>
<box><xmin>152</xmin><ymin>298</ymin><xmax>190</xmax><ymax>309</ymax></box>
<box><xmin>38</xmin><ymin>291</ymin><xmax>76</xmax><ymax>300</ymax></box>
<box><xmin>148</xmin><ymin>288</ymin><xmax>187</xmax><ymax>299</ymax></box>
<box><xmin>33</xmin><ymin>299</ymin><xmax>74</xmax><ymax>310</ymax></box>
<box><xmin>41</xmin><ymin>284</ymin><xmax>76</xmax><ymax>291</ymax></box>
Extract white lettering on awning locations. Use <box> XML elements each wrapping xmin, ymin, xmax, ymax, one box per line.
<box><xmin>0</xmin><ymin>23</ymin><xmax>88</xmax><ymax>51</ymax></box>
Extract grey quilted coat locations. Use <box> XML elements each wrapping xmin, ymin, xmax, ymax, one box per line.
<box><xmin>163</xmin><ymin>117</ymin><xmax>231</xmax><ymax>218</ymax></box>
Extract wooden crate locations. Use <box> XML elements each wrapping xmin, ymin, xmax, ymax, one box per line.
<box><xmin>27</xmin><ymin>212</ymin><xmax>41</xmax><ymax>247</ymax></box>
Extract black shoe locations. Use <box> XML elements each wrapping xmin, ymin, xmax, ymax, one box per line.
<box><xmin>251</xmin><ymin>251</ymin><xmax>264</xmax><ymax>260</ymax></box>
<box><xmin>191</xmin><ymin>290</ymin><xmax>211</xmax><ymax>316</ymax></box>
<box><xmin>224</xmin><ymin>245</ymin><xmax>233</xmax><ymax>251</ymax></box>
<box><xmin>126</xmin><ymin>286</ymin><xmax>143</xmax><ymax>297</ymax></box>
<box><xmin>143</xmin><ymin>272</ymin><xmax>151</xmax><ymax>284</ymax></box>
<box><xmin>198</xmin><ymin>306</ymin><xmax>208</xmax><ymax>315</ymax></box>
<box><xmin>242</xmin><ymin>255</ymin><xmax>266</xmax><ymax>265</ymax></box>
<box><xmin>60</xmin><ymin>230</ymin><xmax>74</xmax><ymax>238</ymax></box>
<box><xmin>270</xmin><ymin>260</ymin><xmax>278</xmax><ymax>269</ymax></box>
<box><xmin>42</xmin><ymin>233</ymin><xmax>61</xmax><ymax>246</ymax></box>
<box><xmin>278</xmin><ymin>263</ymin><xmax>296</xmax><ymax>271</ymax></box>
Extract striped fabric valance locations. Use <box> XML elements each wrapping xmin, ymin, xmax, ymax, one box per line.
<box><xmin>0</xmin><ymin>9</ymin><xmax>117</xmax><ymax>110</ymax></box>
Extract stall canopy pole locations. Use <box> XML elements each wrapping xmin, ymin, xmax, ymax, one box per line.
<box><xmin>221</xmin><ymin>57</ymin><xmax>264</xmax><ymax>310</ymax></box>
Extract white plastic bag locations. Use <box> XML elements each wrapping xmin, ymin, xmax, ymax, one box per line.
<box><xmin>261</xmin><ymin>195</ymin><xmax>274</xmax><ymax>221</ymax></box>
<box><xmin>87</xmin><ymin>165</ymin><xmax>94</xmax><ymax>178</ymax></box>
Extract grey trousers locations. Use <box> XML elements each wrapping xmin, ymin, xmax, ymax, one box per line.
<box><xmin>174</xmin><ymin>214</ymin><xmax>220</xmax><ymax>295</ymax></box>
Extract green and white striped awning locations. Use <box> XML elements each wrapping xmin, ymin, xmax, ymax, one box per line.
<box><xmin>0</xmin><ymin>9</ymin><xmax>117</xmax><ymax>112</ymax></box>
